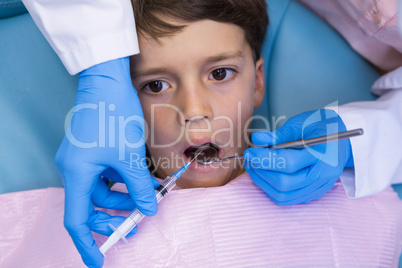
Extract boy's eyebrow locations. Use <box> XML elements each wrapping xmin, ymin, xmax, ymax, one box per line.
<box><xmin>204</xmin><ymin>50</ymin><xmax>244</xmax><ymax>64</ymax></box>
<box><xmin>132</xmin><ymin>67</ymin><xmax>171</xmax><ymax>78</ymax></box>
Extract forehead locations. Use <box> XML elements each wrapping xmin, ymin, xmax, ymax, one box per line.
<box><xmin>132</xmin><ymin>20</ymin><xmax>253</xmax><ymax>72</ymax></box>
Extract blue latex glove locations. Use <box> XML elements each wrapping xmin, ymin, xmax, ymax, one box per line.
<box><xmin>55</xmin><ymin>57</ymin><xmax>157</xmax><ymax>268</ymax></box>
<box><xmin>244</xmin><ymin>109</ymin><xmax>354</xmax><ymax>206</ymax></box>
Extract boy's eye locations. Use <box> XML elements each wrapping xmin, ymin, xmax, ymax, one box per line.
<box><xmin>209</xmin><ymin>68</ymin><xmax>235</xmax><ymax>81</ymax></box>
<box><xmin>143</xmin><ymin>80</ymin><xmax>170</xmax><ymax>93</ymax></box>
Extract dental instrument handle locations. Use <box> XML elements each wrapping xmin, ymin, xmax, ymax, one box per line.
<box><xmin>267</xmin><ymin>128</ymin><xmax>363</xmax><ymax>150</ymax></box>
<box><xmin>215</xmin><ymin>129</ymin><xmax>364</xmax><ymax>163</ymax></box>
<box><xmin>99</xmin><ymin>162</ymin><xmax>191</xmax><ymax>255</ymax></box>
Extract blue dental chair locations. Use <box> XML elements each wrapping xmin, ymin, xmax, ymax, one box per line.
<box><xmin>0</xmin><ymin>0</ymin><xmax>401</xmax><ymax>264</ymax></box>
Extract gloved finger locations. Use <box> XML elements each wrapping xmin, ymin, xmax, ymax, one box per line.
<box><xmin>251</xmin><ymin>125</ymin><xmax>300</xmax><ymax>147</ymax></box>
<box><xmin>249</xmin><ymin>166</ymin><xmax>313</xmax><ymax>191</ymax></box>
<box><xmin>94</xmin><ymin>171</ymin><xmax>159</xmax><ymax>210</ymax></box>
<box><xmin>151</xmin><ymin>176</ymin><xmax>161</xmax><ymax>188</ymax></box>
<box><xmin>92</xmin><ymin>178</ymin><xmax>135</xmax><ymax>211</ymax></box>
<box><xmin>244</xmin><ymin>147</ymin><xmax>319</xmax><ymax>173</ymax></box>
<box><xmin>274</xmin><ymin>177</ymin><xmax>338</xmax><ymax>206</ymax></box>
<box><xmin>250</xmin><ymin>168</ymin><xmax>336</xmax><ymax>206</ymax></box>
<box><xmin>101</xmin><ymin>168</ymin><xmax>124</xmax><ymax>183</ymax></box>
<box><xmin>251</xmin><ymin>131</ymin><xmax>276</xmax><ymax>146</ymax></box>
<box><xmin>88</xmin><ymin>209</ymin><xmax>138</xmax><ymax>238</ymax></box>
<box><xmin>63</xmin><ymin>173</ymin><xmax>103</xmax><ymax>268</ymax></box>
<box><xmin>247</xmin><ymin>164</ymin><xmax>334</xmax><ymax>204</ymax></box>
<box><xmin>79</xmin><ymin>57</ymin><xmax>130</xmax><ymax>85</ymax></box>
<box><xmin>260</xmin><ymin>173</ymin><xmax>333</xmax><ymax>205</ymax></box>
<box><xmin>117</xmin><ymin>161</ymin><xmax>158</xmax><ymax>217</ymax></box>
<box><xmin>101</xmin><ymin>168</ymin><xmax>160</xmax><ymax>187</ymax></box>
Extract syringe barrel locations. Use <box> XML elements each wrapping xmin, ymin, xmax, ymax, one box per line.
<box><xmin>116</xmin><ymin>176</ymin><xmax>177</xmax><ymax>234</ymax></box>
<box><xmin>155</xmin><ymin>176</ymin><xmax>176</xmax><ymax>199</ymax></box>
<box><xmin>100</xmin><ymin>176</ymin><xmax>177</xmax><ymax>255</ymax></box>
<box><xmin>118</xmin><ymin>176</ymin><xmax>177</xmax><ymax>237</ymax></box>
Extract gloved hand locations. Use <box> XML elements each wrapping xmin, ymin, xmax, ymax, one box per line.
<box><xmin>244</xmin><ymin>109</ymin><xmax>354</xmax><ymax>206</ymax></box>
<box><xmin>55</xmin><ymin>57</ymin><xmax>157</xmax><ymax>268</ymax></box>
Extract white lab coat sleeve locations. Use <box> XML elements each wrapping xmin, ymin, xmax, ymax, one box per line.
<box><xmin>21</xmin><ymin>0</ymin><xmax>139</xmax><ymax>75</ymax></box>
<box><xmin>329</xmin><ymin>67</ymin><xmax>402</xmax><ymax>198</ymax></box>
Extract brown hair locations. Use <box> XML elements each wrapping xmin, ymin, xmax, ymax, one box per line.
<box><xmin>132</xmin><ymin>0</ymin><xmax>269</xmax><ymax>61</ymax></box>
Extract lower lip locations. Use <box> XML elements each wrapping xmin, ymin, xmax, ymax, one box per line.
<box><xmin>185</xmin><ymin>156</ymin><xmax>221</xmax><ymax>173</ymax></box>
<box><xmin>192</xmin><ymin>160</ymin><xmax>221</xmax><ymax>172</ymax></box>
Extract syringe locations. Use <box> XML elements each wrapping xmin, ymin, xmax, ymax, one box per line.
<box><xmin>99</xmin><ymin>160</ymin><xmax>192</xmax><ymax>255</ymax></box>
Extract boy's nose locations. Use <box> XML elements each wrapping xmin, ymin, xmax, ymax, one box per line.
<box><xmin>176</xmin><ymin>83</ymin><xmax>213</xmax><ymax>125</ymax></box>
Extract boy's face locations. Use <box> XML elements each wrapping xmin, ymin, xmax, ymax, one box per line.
<box><xmin>131</xmin><ymin>19</ymin><xmax>265</xmax><ymax>188</ymax></box>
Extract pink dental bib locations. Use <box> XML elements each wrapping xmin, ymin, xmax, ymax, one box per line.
<box><xmin>1</xmin><ymin>172</ymin><xmax>402</xmax><ymax>267</ymax></box>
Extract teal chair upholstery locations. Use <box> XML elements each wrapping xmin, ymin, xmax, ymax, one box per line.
<box><xmin>0</xmin><ymin>0</ymin><xmax>27</xmax><ymax>18</ymax></box>
<box><xmin>0</xmin><ymin>0</ymin><xmax>401</xmax><ymax>264</ymax></box>
<box><xmin>0</xmin><ymin>11</ymin><xmax>77</xmax><ymax>193</ymax></box>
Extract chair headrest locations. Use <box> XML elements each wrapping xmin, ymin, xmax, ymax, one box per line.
<box><xmin>0</xmin><ymin>0</ymin><xmax>27</xmax><ymax>19</ymax></box>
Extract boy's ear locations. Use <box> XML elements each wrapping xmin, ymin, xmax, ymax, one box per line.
<box><xmin>253</xmin><ymin>57</ymin><xmax>265</xmax><ymax>109</ymax></box>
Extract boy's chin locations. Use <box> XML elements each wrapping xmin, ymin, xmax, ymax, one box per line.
<box><xmin>174</xmin><ymin>165</ymin><xmax>245</xmax><ymax>189</ymax></box>
<box><xmin>177</xmin><ymin>176</ymin><xmax>227</xmax><ymax>189</ymax></box>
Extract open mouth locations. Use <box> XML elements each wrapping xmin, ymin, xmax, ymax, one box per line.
<box><xmin>184</xmin><ymin>143</ymin><xmax>220</xmax><ymax>164</ymax></box>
